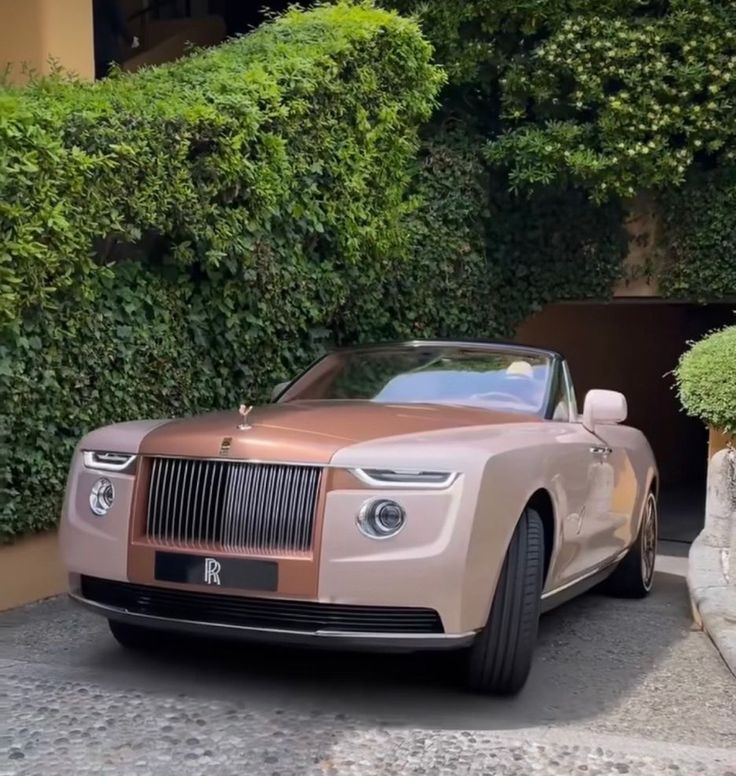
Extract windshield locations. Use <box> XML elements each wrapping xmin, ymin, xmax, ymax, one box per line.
<box><xmin>279</xmin><ymin>346</ymin><xmax>553</xmax><ymax>415</ymax></box>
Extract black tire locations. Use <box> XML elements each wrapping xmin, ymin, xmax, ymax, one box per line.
<box><xmin>464</xmin><ymin>507</ymin><xmax>544</xmax><ymax>695</ymax></box>
<box><xmin>108</xmin><ymin>619</ymin><xmax>158</xmax><ymax>651</ymax></box>
<box><xmin>604</xmin><ymin>491</ymin><xmax>658</xmax><ymax>599</ymax></box>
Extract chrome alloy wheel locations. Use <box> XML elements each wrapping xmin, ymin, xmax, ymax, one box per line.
<box><xmin>640</xmin><ymin>493</ymin><xmax>658</xmax><ymax>591</ymax></box>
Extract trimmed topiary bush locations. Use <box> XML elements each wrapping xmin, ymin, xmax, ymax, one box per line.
<box><xmin>0</xmin><ymin>1</ymin><xmax>443</xmax><ymax>326</ymax></box>
<box><xmin>0</xmin><ymin>2</ymin><xmax>444</xmax><ymax>541</ymax></box>
<box><xmin>675</xmin><ymin>327</ymin><xmax>736</xmax><ymax>435</ymax></box>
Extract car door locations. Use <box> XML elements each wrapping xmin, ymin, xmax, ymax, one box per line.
<box><xmin>546</xmin><ymin>362</ymin><xmax>623</xmax><ymax>588</ymax></box>
<box><xmin>585</xmin><ymin>422</ymin><xmax>640</xmax><ymax>565</ymax></box>
<box><xmin>563</xmin><ymin>362</ymin><xmax>637</xmax><ymax>576</ymax></box>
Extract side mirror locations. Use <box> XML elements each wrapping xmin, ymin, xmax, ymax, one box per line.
<box><xmin>582</xmin><ymin>389</ymin><xmax>627</xmax><ymax>431</ymax></box>
<box><xmin>271</xmin><ymin>381</ymin><xmax>289</xmax><ymax>402</ymax></box>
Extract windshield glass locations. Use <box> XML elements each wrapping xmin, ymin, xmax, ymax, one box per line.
<box><xmin>280</xmin><ymin>346</ymin><xmax>553</xmax><ymax>415</ymax></box>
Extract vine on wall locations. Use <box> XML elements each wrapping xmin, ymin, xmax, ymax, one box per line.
<box><xmin>660</xmin><ymin>167</ymin><xmax>736</xmax><ymax>301</ymax></box>
<box><xmin>383</xmin><ymin>0</ymin><xmax>736</xmax><ymax>303</ymax></box>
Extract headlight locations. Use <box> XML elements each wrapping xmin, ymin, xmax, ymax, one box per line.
<box><xmin>83</xmin><ymin>451</ymin><xmax>137</xmax><ymax>473</ymax></box>
<box><xmin>351</xmin><ymin>468</ymin><xmax>457</xmax><ymax>489</ymax></box>
<box><xmin>89</xmin><ymin>478</ymin><xmax>115</xmax><ymax>516</ymax></box>
<box><xmin>358</xmin><ymin>498</ymin><xmax>406</xmax><ymax>539</ymax></box>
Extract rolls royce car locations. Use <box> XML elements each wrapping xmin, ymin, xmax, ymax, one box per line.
<box><xmin>60</xmin><ymin>340</ymin><xmax>658</xmax><ymax>695</ymax></box>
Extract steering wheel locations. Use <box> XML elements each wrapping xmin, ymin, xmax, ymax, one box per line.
<box><xmin>469</xmin><ymin>391</ymin><xmax>524</xmax><ymax>404</ymax></box>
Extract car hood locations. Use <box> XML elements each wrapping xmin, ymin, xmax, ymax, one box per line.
<box><xmin>138</xmin><ymin>401</ymin><xmax>540</xmax><ymax>464</ymax></box>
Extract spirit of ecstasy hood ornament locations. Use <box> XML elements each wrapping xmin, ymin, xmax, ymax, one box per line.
<box><xmin>238</xmin><ymin>404</ymin><xmax>254</xmax><ymax>430</ymax></box>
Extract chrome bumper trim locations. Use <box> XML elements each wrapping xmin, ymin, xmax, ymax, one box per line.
<box><xmin>69</xmin><ymin>593</ymin><xmax>477</xmax><ymax>652</ymax></box>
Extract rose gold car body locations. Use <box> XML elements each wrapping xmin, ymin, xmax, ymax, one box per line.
<box><xmin>60</xmin><ymin>341</ymin><xmax>657</xmax><ymax>651</ymax></box>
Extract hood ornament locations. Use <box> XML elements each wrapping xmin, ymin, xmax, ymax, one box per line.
<box><xmin>238</xmin><ymin>404</ymin><xmax>254</xmax><ymax>430</ymax></box>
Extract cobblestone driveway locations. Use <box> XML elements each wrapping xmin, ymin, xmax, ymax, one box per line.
<box><xmin>1</xmin><ymin>544</ymin><xmax>735</xmax><ymax>775</ymax></box>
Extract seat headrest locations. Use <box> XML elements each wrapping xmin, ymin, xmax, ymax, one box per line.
<box><xmin>505</xmin><ymin>360</ymin><xmax>534</xmax><ymax>379</ymax></box>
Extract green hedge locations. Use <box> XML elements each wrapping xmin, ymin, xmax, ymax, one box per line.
<box><xmin>0</xmin><ymin>2</ymin><xmax>444</xmax><ymax>541</ymax></box>
<box><xmin>675</xmin><ymin>327</ymin><xmax>736</xmax><ymax>434</ymax></box>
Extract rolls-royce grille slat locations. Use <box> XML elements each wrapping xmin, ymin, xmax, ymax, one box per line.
<box><xmin>145</xmin><ymin>458</ymin><xmax>322</xmax><ymax>553</ymax></box>
<box><xmin>80</xmin><ymin>577</ymin><xmax>445</xmax><ymax>634</ymax></box>
<box><xmin>234</xmin><ymin>465</ymin><xmax>247</xmax><ymax>551</ymax></box>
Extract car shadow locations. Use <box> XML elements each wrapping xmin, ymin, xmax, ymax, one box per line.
<box><xmin>67</xmin><ymin>567</ymin><xmax>697</xmax><ymax>731</ymax></box>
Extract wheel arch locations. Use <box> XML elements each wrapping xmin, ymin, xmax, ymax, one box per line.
<box><xmin>634</xmin><ymin>472</ymin><xmax>659</xmax><ymax>538</ymax></box>
<box><xmin>649</xmin><ymin>474</ymin><xmax>659</xmax><ymax>499</ymax></box>
<box><xmin>462</xmin><ymin>446</ymin><xmax>560</xmax><ymax>631</ymax></box>
<box><xmin>525</xmin><ymin>488</ymin><xmax>555</xmax><ymax>587</ymax></box>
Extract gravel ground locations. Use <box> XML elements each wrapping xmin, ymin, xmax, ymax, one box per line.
<box><xmin>1</xmin><ymin>544</ymin><xmax>734</xmax><ymax>775</ymax></box>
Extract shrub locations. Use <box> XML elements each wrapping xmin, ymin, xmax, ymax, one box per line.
<box><xmin>0</xmin><ymin>1</ymin><xmax>443</xmax><ymax>325</ymax></box>
<box><xmin>0</xmin><ymin>2</ymin><xmax>443</xmax><ymax>541</ymax></box>
<box><xmin>383</xmin><ymin>0</ymin><xmax>641</xmax><ymax>92</ymax></box>
<box><xmin>381</xmin><ymin>121</ymin><xmax>628</xmax><ymax>341</ymax></box>
<box><xmin>675</xmin><ymin>327</ymin><xmax>736</xmax><ymax>434</ymax></box>
<box><xmin>490</xmin><ymin>0</ymin><xmax>736</xmax><ymax>199</ymax></box>
<box><xmin>385</xmin><ymin>0</ymin><xmax>736</xmax><ymax>201</ymax></box>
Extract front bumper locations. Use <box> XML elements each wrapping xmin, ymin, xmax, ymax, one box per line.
<box><xmin>62</xmin><ymin>472</ymin><xmax>490</xmax><ymax>635</ymax></box>
<box><xmin>69</xmin><ymin>578</ymin><xmax>477</xmax><ymax>653</ymax></box>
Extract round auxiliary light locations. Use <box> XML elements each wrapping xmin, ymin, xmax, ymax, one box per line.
<box><xmin>89</xmin><ymin>477</ymin><xmax>115</xmax><ymax>516</ymax></box>
<box><xmin>358</xmin><ymin>498</ymin><xmax>406</xmax><ymax>539</ymax></box>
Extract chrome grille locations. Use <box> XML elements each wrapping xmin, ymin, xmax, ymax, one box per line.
<box><xmin>145</xmin><ymin>458</ymin><xmax>322</xmax><ymax>553</ymax></box>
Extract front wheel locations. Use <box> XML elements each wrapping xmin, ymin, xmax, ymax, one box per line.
<box><xmin>464</xmin><ymin>507</ymin><xmax>544</xmax><ymax>695</ymax></box>
<box><xmin>604</xmin><ymin>491</ymin><xmax>657</xmax><ymax>598</ymax></box>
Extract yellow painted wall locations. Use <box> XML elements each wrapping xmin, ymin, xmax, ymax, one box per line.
<box><xmin>0</xmin><ymin>0</ymin><xmax>94</xmax><ymax>83</ymax></box>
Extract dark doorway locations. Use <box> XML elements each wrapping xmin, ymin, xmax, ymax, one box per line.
<box><xmin>516</xmin><ymin>301</ymin><xmax>735</xmax><ymax>543</ymax></box>
<box><xmin>207</xmin><ymin>0</ymin><xmax>314</xmax><ymax>37</ymax></box>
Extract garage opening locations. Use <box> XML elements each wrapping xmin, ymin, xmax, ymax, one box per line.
<box><xmin>207</xmin><ymin>1</ymin><xmax>314</xmax><ymax>36</ymax></box>
<box><xmin>516</xmin><ymin>301</ymin><xmax>735</xmax><ymax>543</ymax></box>
<box><xmin>138</xmin><ymin>1</ymin><xmax>316</xmax><ymax>36</ymax></box>
<box><xmin>118</xmin><ymin>1</ymin><xmax>318</xmax><ymax>77</ymax></box>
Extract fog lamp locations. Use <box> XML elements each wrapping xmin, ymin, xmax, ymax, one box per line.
<box><xmin>358</xmin><ymin>499</ymin><xmax>406</xmax><ymax>539</ymax></box>
<box><xmin>89</xmin><ymin>477</ymin><xmax>115</xmax><ymax>516</ymax></box>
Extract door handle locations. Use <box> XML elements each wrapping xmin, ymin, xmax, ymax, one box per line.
<box><xmin>590</xmin><ymin>445</ymin><xmax>612</xmax><ymax>457</ymax></box>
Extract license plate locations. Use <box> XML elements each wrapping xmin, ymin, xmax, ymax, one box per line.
<box><xmin>154</xmin><ymin>552</ymin><xmax>278</xmax><ymax>592</ymax></box>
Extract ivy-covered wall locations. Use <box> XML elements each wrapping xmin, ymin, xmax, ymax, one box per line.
<box><xmin>660</xmin><ymin>167</ymin><xmax>736</xmax><ymax>301</ymax></box>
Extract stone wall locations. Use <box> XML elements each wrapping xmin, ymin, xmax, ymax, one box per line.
<box><xmin>688</xmin><ymin>447</ymin><xmax>736</xmax><ymax>675</ymax></box>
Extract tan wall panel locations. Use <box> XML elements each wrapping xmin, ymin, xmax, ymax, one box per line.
<box><xmin>0</xmin><ymin>532</ymin><xmax>66</xmax><ymax>611</ymax></box>
<box><xmin>0</xmin><ymin>0</ymin><xmax>93</xmax><ymax>83</ymax></box>
<box><xmin>41</xmin><ymin>0</ymin><xmax>94</xmax><ymax>79</ymax></box>
<box><xmin>0</xmin><ymin>0</ymin><xmax>45</xmax><ymax>83</ymax></box>
<box><xmin>613</xmin><ymin>191</ymin><xmax>664</xmax><ymax>298</ymax></box>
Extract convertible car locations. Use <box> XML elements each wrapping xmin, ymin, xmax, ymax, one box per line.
<box><xmin>60</xmin><ymin>340</ymin><xmax>658</xmax><ymax>694</ymax></box>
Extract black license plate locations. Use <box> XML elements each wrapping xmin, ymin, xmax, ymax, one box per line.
<box><xmin>154</xmin><ymin>552</ymin><xmax>278</xmax><ymax>592</ymax></box>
